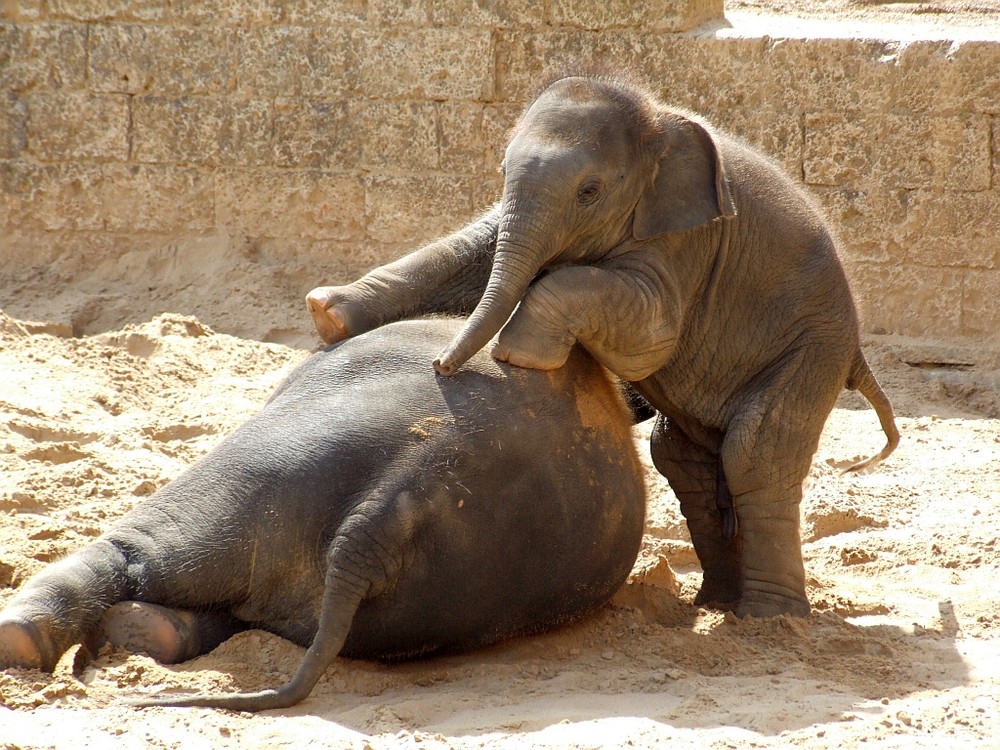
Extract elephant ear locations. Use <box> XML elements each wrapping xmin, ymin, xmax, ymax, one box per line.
<box><xmin>633</xmin><ymin>112</ymin><xmax>737</xmax><ymax>240</ymax></box>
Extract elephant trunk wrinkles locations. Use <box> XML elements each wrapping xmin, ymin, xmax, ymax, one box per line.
<box><xmin>432</xmin><ymin>244</ymin><xmax>539</xmax><ymax>376</ymax></box>
<box><xmin>433</xmin><ymin>185</ymin><xmax>559</xmax><ymax>376</ymax></box>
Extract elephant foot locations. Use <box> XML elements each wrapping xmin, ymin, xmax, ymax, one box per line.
<box><xmin>734</xmin><ymin>590</ymin><xmax>811</xmax><ymax>619</ymax></box>
<box><xmin>693</xmin><ymin>572</ymin><xmax>741</xmax><ymax>611</ymax></box>
<box><xmin>692</xmin><ymin>594</ymin><xmax>739</xmax><ymax>613</ymax></box>
<box><xmin>97</xmin><ymin>602</ymin><xmax>202</xmax><ymax>664</ymax></box>
<box><xmin>0</xmin><ymin>616</ymin><xmax>47</xmax><ymax>670</ymax></box>
<box><xmin>305</xmin><ymin>287</ymin><xmax>351</xmax><ymax>345</ymax></box>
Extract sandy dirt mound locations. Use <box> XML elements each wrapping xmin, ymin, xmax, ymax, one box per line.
<box><xmin>1</xmin><ymin>303</ymin><xmax>998</xmax><ymax>749</ymax></box>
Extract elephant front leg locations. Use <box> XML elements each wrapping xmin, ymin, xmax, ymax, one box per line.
<box><xmin>492</xmin><ymin>265</ymin><xmax>677</xmax><ymax>380</ymax></box>
<box><xmin>307</xmin><ymin>207</ymin><xmax>500</xmax><ymax>344</ymax></box>
<box><xmin>649</xmin><ymin>415</ymin><xmax>742</xmax><ymax>609</ymax></box>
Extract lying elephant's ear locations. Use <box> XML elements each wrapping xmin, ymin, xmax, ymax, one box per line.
<box><xmin>633</xmin><ymin>111</ymin><xmax>737</xmax><ymax>240</ymax></box>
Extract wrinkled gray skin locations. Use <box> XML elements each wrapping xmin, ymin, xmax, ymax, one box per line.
<box><xmin>0</xmin><ymin>318</ymin><xmax>646</xmax><ymax>711</ymax></box>
<box><xmin>307</xmin><ymin>75</ymin><xmax>899</xmax><ymax>619</ymax></box>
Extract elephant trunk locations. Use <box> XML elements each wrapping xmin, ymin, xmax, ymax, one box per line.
<box><xmin>432</xmin><ymin>243</ymin><xmax>539</xmax><ymax>376</ymax></box>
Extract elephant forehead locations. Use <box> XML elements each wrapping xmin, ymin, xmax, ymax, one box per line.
<box><xmin>504</xmin><ymin>137</ymin><xmax>584</xmax><ymax>179</ymax></box>
<box><xmin>520</xmin><ymin>98</ymin><xmax>618</xmax><ymax>146</ymax></box>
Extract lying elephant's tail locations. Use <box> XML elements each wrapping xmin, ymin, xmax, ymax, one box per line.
<box><xmin>843</xmin><ymin>349</ymin><xmax>900</xmax><ymax>474</ymax></box>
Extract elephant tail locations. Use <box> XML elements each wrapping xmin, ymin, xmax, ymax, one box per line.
<box><xmin>843</xmin><ymin>350</ymin><xmax>900</xmax><ymax>474</ymax></box>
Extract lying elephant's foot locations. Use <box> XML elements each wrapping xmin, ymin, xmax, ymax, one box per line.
<box><xmin>305</xmin><ymin>287</ymin><xmax>351</xmax><ymax>345</ymax></box>
<box><xmin>0</xmin><ymin>616</ymin><xmax>46</xmax><ymax>670</ymax></box>
<box><xmin>98</xmin><ymin>602</ymin><xmax>202</xmax><ymax>664</ymax></box>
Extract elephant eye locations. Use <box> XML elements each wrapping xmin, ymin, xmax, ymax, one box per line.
<box><xmin>577</xmin><ymin>179</ymin><xmax>603</xmax><ymax>206</ymax></box>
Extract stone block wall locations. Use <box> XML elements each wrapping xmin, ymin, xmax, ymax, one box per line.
<box><xmin>1</xmin><ymin>0</ymin><xmax>997</xmax><ymax>345</ymax></box>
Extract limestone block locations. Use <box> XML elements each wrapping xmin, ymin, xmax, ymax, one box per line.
<box><xmin>437</xmin><ymin>102</ymin><xmax>489</xmax><ymax>174</ymax></box>
<box><xmin>46</xmin><ymin>0</ymin><xmax>168</xmax><ymax>22</ymax></box>
<box><xmin>368</xmin><ymin>0</ymin><xmax>431</xmax><ymax>25</ymax></box>
<box><xmin>494</xmin><ymin>29</ymin><xmax>629</xmax><ymax>101</ymax></box>
<box><xmin>961</xmin><ymin>269</ymin><xmax>1000</xmax><ymax>338</ymax></box>
<box><xmin>432</xmin><ymin>0</ymin><xmax>543</xmax><ymax>27</ymax></box>
<box><xmin>882</xmin><ymin>41</ymin><xmax>971</xmax><ymax>115</ymax></box>
<box><xmin>500</xmin><ymin>33</ymin><xmax>765</xmax><ymax>126</ymax></box>
<box><xmin>0</xmin><ymin>228</ymin><xmax>93</xmax><ymax>276</ymax></box>
<box><xmin>886</xmin><ymin>41</ymin><xmax>1000</xmax><ymax>115</ymax></box>
<box><xmin>811</xmin><ymin>187</ymin><xmax>909</xmax><ymax>265</ymax></box>
<box><xmin>0</xmin><ymin>161</ymin><xmax>105</xmax><ymax>231</ymax></box>
<box><xmin>847</xmin><ymin>260</ymin><xmax>964</xmax><ymax>339</ymax></box>
<box><xmin>804</xmin><ymin>112</ymin><xmax>991</xmax><ymax>191</ymax></box>
<box><xmin>26</xmin><ymin>92</ymin><xmax>129</xmax><ymax>161</ymax></box>
<box><xmin>364</xmin><ymin>175</ymin><xmax>483</xmax><ymax>245</ymax></box>
<box><xmin>133</xmin><ymin>96</ymin><xmax>273</xmax><ymax>167</ymax></box>
<box><xmin>643</xmin><ymin>36</ymin><xmax>771</xmax><ymax>114</ymax></box>
<box><xmin>765</xmin><ymin>38</ymin><xmax>896</xmax><ymax>114</ymax></box>
<box><xmin>815</xmin><ymin>185</ymin><xmax>1000</xmax><ymax>281</ymax></box>
<box><xmin>900</xmin><ymin>190</ymin><xmax>1000</xmax><ymax>270</ymax></box>
<box><xmin>436</xmin><ymin>102</ymin><xmax>519</xmax><ymax>174</ymax></box>
<box><xmin>237</xmin><ymin>27</ymin><xmax>358</xmax><ymax>98</ymax></box>
<box><xmin>88</xmin><ymin>24</ymin><xmax>235</xmax><ymax>94</ymax></box>
<box><xmin>353</xmin><ymin>100</ymin><xmax>439</xmax><ymax>172</ymax></box>
<box><xmin>171</xmin><ymin>0</ymin><xmax>365</xmax><ymax>26</ymax></box>
<box><xmin>1</xmin><ymin>92</ymin><xmax>26</xmax><ymax>158</ymax></box>
<box><xmin>5</xmin><ymin>230</ymin><xmax>104</xmax><ymax>280</ymax></box>
<box><xmin>272</xmin><ymin>99</ymin><xmax>360</xmax><ymax>170</ymax></box>
<box><xmin>356</xmin><ymin>28</ymin><xmax>492</xmax><ymax>100</ymax></box>
<box><xmin>0</xmin><ymin>23</ymin><xmax>87</xmax><ymax>91</ymax></box>
<box><xmin>473</xmin><ymin>173</ymin><xmax>504</xmax><ymax>209</ymax></box>
<box><xmin>215</xmin><ymin>169</ymin><xmax>366</xmax><ymax>242</ymax></box>
<box><xmin>0</xmin><ymin>228</ymin><xmax>51</xmax><ymax>269</ymax></box>
<box><xmin>0</xmin><ymin>1</ymin><xmax>44</xmax><ymax>20</ymax></box>
<box><xmin>548</xmin><ymin>0</ymin><xmax>723</xmax><ymax>32</ymax></box>
<box><xmin>98</xmin><ymin>165</ymin><xmax>216</xmax><ymax>232</ymax></box>
<box><xmin>952</xmin><ymin>41</ymin><xmax>1000</xmax><ymax>115</ymax></box>
<box><xmin>481</xmin><ymin>104</ymin><xmax>521</xmax><ymax>166</ymax></box>
<box><xmin>705</xmin><ymin>107</ymin><xmax>802</xmax><ymax>179</ymax></box>
<box><xmin>994</xmin><ymin>117</ymin><xmax>999</xmax><ymax>187</ymax></box>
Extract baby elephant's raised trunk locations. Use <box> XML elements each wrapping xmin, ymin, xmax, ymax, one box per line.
<box><xmin>433</xmin><ymin>247</ymin><xmax>538</xmax><ymax>376</ymax></box>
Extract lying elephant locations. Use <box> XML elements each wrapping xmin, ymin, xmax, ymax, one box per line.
<box><xmin>307</xmin><ymin>73</ymin><xmax>899</xmax><ymax>619</ymax></box>
<box><xmin>0</xmin><ymin>318</ymin><xmax>646</xmax><ymax>711</ymax></box>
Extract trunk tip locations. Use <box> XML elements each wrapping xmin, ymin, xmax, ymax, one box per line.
<box><xmin>433</xmin><ymin>356</ymin><xmax>458</xmax><ymax>377</ymax></box>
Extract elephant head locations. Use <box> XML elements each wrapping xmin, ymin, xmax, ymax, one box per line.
<box><xmin>433</xmin><ymin>76</ymin><xmax>736</xmax><ymax>376</ymax></box>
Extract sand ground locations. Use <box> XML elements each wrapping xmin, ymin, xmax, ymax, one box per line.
<box><xmin>3</xmin><ymin>304</ymin><xmax>998</xmax><ymax>749</ymax></box>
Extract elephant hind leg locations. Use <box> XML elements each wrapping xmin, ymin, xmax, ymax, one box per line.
<box><xmin>129</xmin><ymin>501</ymin><xmax>409</xmax><ymax>711</ymax></box>
<box><xmin>721</xmin><ymin>350</ymin><xmax>842</xmax><ymax>618</ymax></box>
<box><xmin>0</xmin><ymin>540</ymin><xmax>131</xmax><ymax>671</ymax></box>
<box><xmin>0</xmin><ymin>618</ymin><xmax>47</xmax><ymax>670</ymax></box>
<box><xmin>726</xmin><ymin>484</ymin><xmax>810</xmax><ymax>619</ymax></box>
<box><xmin>650</xmin><ymin>415</ymin><xmax>742</xmax><ymax>609</ymax></box>
<box><xmin>716</xmin><ymin>462</ymin><xmax>738</xmax><ymax>540</ymax></box>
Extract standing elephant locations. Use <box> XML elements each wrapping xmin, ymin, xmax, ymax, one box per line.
<box><xmin>0</xmin><ymin>318</ymin><xmax>646</xmax><ymax>711</ymax></box>
<box><xmin>307</xmin><ymin>74</ymin><xmax>899</xmax><ymax>619</ymax></box>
